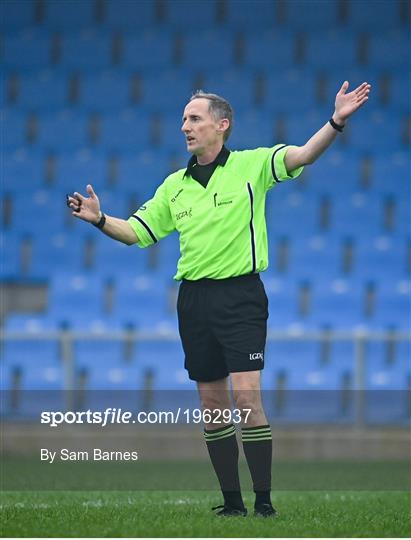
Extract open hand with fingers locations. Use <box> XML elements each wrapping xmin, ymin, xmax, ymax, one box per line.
<box><xmin>333</xmin><ymin>81</ymin><xmax>371</xmax><ymax>125</ymax></box>
<box><xmin>66</xmin><ymin>184</ymin><xmax>101</xmax><ymax>224</ymax></box>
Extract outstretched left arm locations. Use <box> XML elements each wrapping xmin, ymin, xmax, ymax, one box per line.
<box><xmin>285</xmin><ymin>81</ymin><xmax>371</xmax><ymax>172</ymax></box>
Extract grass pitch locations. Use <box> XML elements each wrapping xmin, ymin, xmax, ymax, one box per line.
<box><xmin>1</xmin><ymin>490</ymin><xmax>410</xmax><ymax>537</ymax></box>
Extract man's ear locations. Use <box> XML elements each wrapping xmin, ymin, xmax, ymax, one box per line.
<box><xmin>218</xmin><ymin>118</ymin><xmax>230</xmax><ymax>134</ymax></box>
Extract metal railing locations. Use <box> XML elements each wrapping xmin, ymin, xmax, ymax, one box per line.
<box><xmin>1</xmin><ymin>329</ymin><xmax>410</xmax><ymax>426</ymax></box>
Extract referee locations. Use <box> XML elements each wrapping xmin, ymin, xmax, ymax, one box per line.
<box><xmin>68</xmin><ymin>81</ymin><xmax>371</xmax><ymax>517</ymax></box>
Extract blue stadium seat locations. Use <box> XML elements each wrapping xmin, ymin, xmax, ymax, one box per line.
<box><xmin>328</xmin><ymin>339</ymin><xmax>356</xmax><ymax>374</ymax></box>
<box><xmin>121</xmin><ymin>32</ymin><xmax>174</xmax><ymax>70</ymax></box>
<box><xmin>112</xmin><ymin>274</ymin><xmax>176</xmax><ymax>331</ymax></box>
<box><xmin>0</xmin><ymin>231</ymin><xmax>22</xmax><ymax>280</ymax></box>
<box><xmin>309</xmin><ymin>279</ymin><xmax>364</xmax><ymax>330</ymax></box>
<box><xmin>2</xmin><ymin>336</ymin><xmax>61</xmax><ymax>370</ymax></box>
<box><xmin>30</xmin><ymin>232</ymin><xmax>87</xmax><ymax>278</ymax></box>
<box><xmin>367</xmin><ymin>153</ymin><xmax>409</xmax><ymax>197</ymax></box>
<box><xmin>182</xmin><ymin>30</ymin><xmax>235</xmax><ymax>70</ymax></box>
<box><xmin>263</xmin><ymin>341</ymin><xmax>344</xmax><ymax>420</ymax></box>
<box><xmin>99</xmin><ymin>110</ymin><xmax>151</xmax><ymax>152</ymax></box>
<box><xmin>364</xmin><ymin>344</ymin><xmax>410</xmax><ymax>423</ymax></box>
<box><xmin>2</xmin><ymin>111</ymin><xmax>28</xmax><ymax>150</ymax></box>
<box><xmin>284</xmin><ymin>110</ymin><xmax>336</xmax><ymax>146</ymax></box>
<box><xmin>266</xmin><ymin>192</ymin><xmax>319</xmax><ymax>236</ymax></box>
<box><xmin>226</xmin><ymin>0</ymin><xmax>276</xmax><ymax>28</ymax></box>
<box><xmin>284</xmin><ymin>0</ymin><xmax>338</xmax><ymax>28</ymax></box>
<box><xmin>18</xmin><ymin>71</ymin><xmax>68</xmax><ymax>110</ymax></box>
<box><xmin>365</xmin><ymin>339</ymin><xmax>411</xmax><ymax>371</ymax></box>
<box><xmin>47</xmin><ymin>273</ymin><xmax>106</xmax><ymax>322</ymax></box>
<box><xmin>37</xmin><ymin>111</ymin><xmax>89</xmax><ymax>150</ymax></box>
<box><xmin>165</xmin><ymin>0</ymin><xmax>217</xmax><ymax>28</ymax></box>
<box><xmin>265</xmin><ymin>71</ymin><xmax>317</xmax><ymax>114</ymax></box>
<box><xmin>75</xmin><ymin>339</ymin><xmax>125</xmax><ymax>370</ymax></box>
<box><xmin>202</xmin><ymin>69</ymin><xmax>257</xmax><ymax>112</ymax></box>
<box><xmin>93</xmin><ymin>233</ymin><xmax>149</xmax><ymax>278</ymax></box>
<box><xmin>0</xmin><ymin>0</ymin><xmax>35</xmax><ymax>30</ymax></box>
<box><xmin>60</xmin><ymin>31</ymin><xmax>113</xmax><ymax>71</ymax></box>
<box><xmin>332</xmin><ymin>193</ymin><xmax>380</xmax><ymax>236</ymax></box>
<box><xmin>141</xmin><ymin>71</ymin><xmax>195</xmax><ymax>112</ymax></box>
<box><xmin>229</xmin><ymin>110</ymin><xmax>274</xmax><ymax>149</ymax></box>
<box><xmin>263</xmin><ymin>276</ymin><xmax>304</xmax><ymax>330</ymax></box>
<box><xmin>96</xmin><ymin>189</ymin><xmax>131</xmax><ymax>217</ymax></box>
<box><xmin>54</xmin><ymin>151</ymin><xmax>107</xmax><ymax>191</ymax></box>
<box><xmin>389</xmin><ymin>75</ymin><xmax>411</xmax><ymax>113</ymax></box>
<box><xmin>372</xmin><ymin>279</ymin><xmax>411</xmax><ymax>330</ymax></box>
<box><xmin>355</xmin><ymin>236</ymin><xmax>408</xmax><ymax>281</ymax></box>
<box><xmin>304</xmin><ymin>150</ymin><xmax>362</xmax><ymax>195</ymax></box>
<box><xmin>2</xmin><ymin>150</ymin><xmax>45</xmax><ymax>192</ymax></box>
<box><xmin>3</xmin><ymin>30</ymin><xmax>51</xmax><ymax>70</ymax></box>
<box><xmin>116</xmin><ymin>152</ymin><xmax>170</xmax><ymax>196</ymax></box>
<box><xmin>348</xmin><ymin>0</ymin><xmax>402</xmax><ymax>30</ymax></box>
<box><xmin>3</xmin><ymin>360</ymin><xmax>64</xmax><ymax>391</ymax></box>
<box><xmin>80</xmin><ymin>71</ymin><xmax>131</xmax><ymax>111</ymax></box>
<box><xmin>397</xmin><ymin>340</ymin><xmax>411</xmax><ymax>369</ymax></box>
<box><xmin>154</xmin><ymin>232</ymin><xmax>180</xmax><ymax>276</ymax></box>
<box><xmin>104</xmin><ymin>0</ymin><xmax>155</xmax><ymax>31</ymax></box>
<box><xmin>242</xmin><ymin>30</ymin><xmax>295</xmax><ymax>70</ymax></box>
<box><xmin>158</xmin><ymin>112</ymin><xmax>189</xmax><ymax>153</ymax></box>
<box><xmin>383</xmin><ymin>195</ymin><xmax>409</xmax><ymax>231</ymax></box>
<box><xmin>265</xmin><ymin>340</ymin><xmax>320</xmax><ymax>374</ymax></box>
<box><xmin>305</xmin><ymin>31</ymin><xmax>358</xmax><ymax>70</ymax></box>
<box><xmin>348</xmin><ymin>111</ymin><xmax>403</xmax><ymax>152</ymax></box>
<box><xmin>4</xmin><ymin>313</ymin><xmax>60</xmax><ymax>331</ymax></box>
<box><xmin>43</xmin><ymin>0</ymin><xmax>95</xmax><ymax>29</ymax></box>
<box><xmin>132</xmin><ymin>340</ymin><xmax>190</xmax><ymax>390</ymax></box>
<box><xmin>289</xmin><ymin>235</ymin><xmax>342</xmax><ymax>279</ymax></box>
<box><xmin>81</xmin><ymin>361</ymin><xmax>142</xmax><ymax>391</ymax></box>
<box><xmin>10</xmin><ymin>190</ymin><xmax>67</xmax><ymax>234</ymax></box>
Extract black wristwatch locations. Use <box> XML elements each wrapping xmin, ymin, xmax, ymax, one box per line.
<box><xmin>92</xmin><ymin>212</ymin><xmax>106</xmax><ymax>229</ymax></box>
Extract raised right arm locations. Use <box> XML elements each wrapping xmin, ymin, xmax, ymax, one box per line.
<box><xmin>67</xmin><ymin>184</ymin><xmax>138</xmax><ymax>246</ymax></box>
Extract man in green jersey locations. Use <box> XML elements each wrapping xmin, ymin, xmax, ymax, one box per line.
<box><xmin>68</xmin><ymin>81</ymin><xmax>371</xmax><ymax>517</ymax></box>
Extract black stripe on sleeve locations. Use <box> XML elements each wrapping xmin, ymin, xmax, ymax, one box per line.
<box><xmin>271</xmin><ymin>144</ymin><xmax>287</xmax><ymax>183</ymax></box>
<box><xmin>129</xmin><ymin>215</ymin><xmax>158</xmax><ymax>243</ymax></box>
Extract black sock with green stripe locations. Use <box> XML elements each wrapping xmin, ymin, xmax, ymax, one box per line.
<box><xmin>204</xmin><ymin>424</ymin><xmax>244</xmax><ymax>510</ymax></box>
<box><xmin>241</xmin><ymin>424</ymin><xmax>272</xmax><ymax>507</ymax></box>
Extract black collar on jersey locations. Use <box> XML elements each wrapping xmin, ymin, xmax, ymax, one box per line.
<box><xmin>183</xmin><ymin>145</ymin><xmax>230</xmax><ymax>178</ymax></box>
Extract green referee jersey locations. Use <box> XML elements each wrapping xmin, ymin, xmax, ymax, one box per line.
<box><xmin>127</xmin><ymin>144</ymin><xmax>304</xmax><ymax>281</ymax></box>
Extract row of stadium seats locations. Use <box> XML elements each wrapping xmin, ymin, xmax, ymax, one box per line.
<box><xmin>2</xmin><ymin>149</ymin><xmax>409</xmax><ymax>196</ymax></box>
<box><xmin>2</xmin><ymin>189</ymin><xmax>409</xmax><ymax>233</ymax></box>
<box><xmin>3</xmin><ymin>273</ymin><xmax>409</xmax><ymax>330</ymax></box>
<box><xmin>3</xmin><ymin>363</ymin><xmax>411</xmax><ymax>424</ymax></box>
<box><xmin>3</xmin><ymin>107</ymin><xmax>410</xmax><ymax>153</ymax></box>
<box><xmin>2</xmin><ymin>336</ymin><xmax>410</xmax><ymax>405</ymax></box>
<box><xmin>4</xmin><ymin>72</ymin><xmax>409</xmax><ymax>115</ymax></box>
<box><xmin>2</xmin><ymin>0</ymin><xmax>409</xmax><ymax>32</ymax></box>
<box><xmin>3</xmin><ymin>228</ymin><xmax>410</xmax><ymax>281</ymax></box>
<box><xmin>2</xmin><ymin>28</ymin><xmax>409</xmax><ymax>72</ymax></box>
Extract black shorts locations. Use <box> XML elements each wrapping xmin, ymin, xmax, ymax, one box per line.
<box><xmin>177</xmin><ymin>273</ymin><xmax>268</xmax><ymax>382</ymax></box>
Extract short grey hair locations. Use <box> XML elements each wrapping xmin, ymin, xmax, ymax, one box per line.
<box><xmin>190</xmin><ymin>90</ymin><xmax>234</xmax><ymax>142</ymax></box>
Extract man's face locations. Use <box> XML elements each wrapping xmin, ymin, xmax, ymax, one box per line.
<box><xmin>181</xmin><ymin>98</ymin><xmax>225</xmax><ymax>155</ymax></box>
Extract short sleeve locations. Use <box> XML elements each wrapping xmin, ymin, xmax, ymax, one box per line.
<box><xmin>127</xmin><ymin>180</ymin><xmax>175</xmax><ymax>248</ymax></box>
<box><xmin>250</xmin><ymin>145</ymin><xmax>304</xmax><ymax>191</ymax></box>
<box><xmin>271</xmin><ymin>144</ymin><xmax>304</xmax><ymax>186</ymax></box>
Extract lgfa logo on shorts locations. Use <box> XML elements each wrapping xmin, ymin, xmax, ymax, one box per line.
<box><xmin>249</xmin><ymin>351</ymin><xmax>264</xmax><ymax>361</ymax></box>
